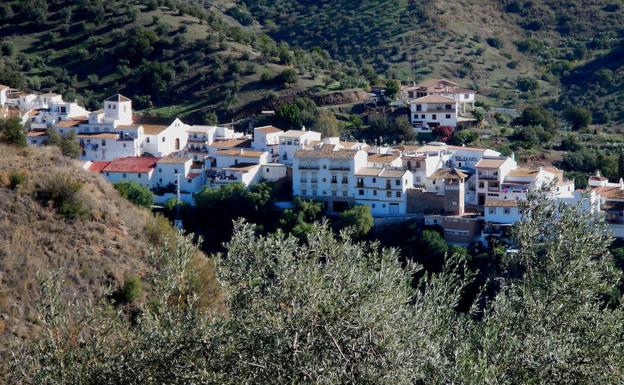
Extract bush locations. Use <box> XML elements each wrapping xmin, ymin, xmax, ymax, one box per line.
<box><xmin>36</xmin><ymin>174</ymin><xmax>90</xmax><ymax>221</ymax></box>
<box><xmin>276</xmin><ymin>68</ymin><xmax>298</xmax><ymax>86</ymax></box>
<box><xmin>114</xmin><ymin>181</ymin><xmax>154</xmax><ymax>208</ymax></box>
<box><xmin>486</xmin><ymin>37</ymin><xmax>504</xmax><ymax>49</ymax></box>
<box><xmin>60</xmin><ymin>131</ymin><xmax>81</xmax><ymax>158</ymax></box>
<box><xmin>120</xmin><ymin>274</ymin><xmax>141</xmax><ymax>303</ymax></box>
<box><xmin>0</xmin><ymin>118</ymin><xmax>27</xmax><ymax>147</ymax></box>
<box><xmin>564</xmin><ymin>107</ymin><xmax>592</xmax><ymax>131</ymax></box>
<box><xmin>339</xmin><ymin>205</ymin><xmax>373</xmax><ymax>238</ymax></box>
<box><xmin>9</xmin><ymin>172</ymin><xmax>25</xmax><ymax>189</ymax></box>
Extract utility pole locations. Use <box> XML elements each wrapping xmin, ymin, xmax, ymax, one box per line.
<box><xmin>174</xmin><ymin>174</ymin><xmax>183</xmax><ymax>230</ymax></box>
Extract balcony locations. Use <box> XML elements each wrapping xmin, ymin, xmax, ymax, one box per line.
<box><xmin>188</xmin><ymin>137</ymin><xmax>208</xmax><ymax>143</ymax></box>
<box><xmin>329</xmin><ymin>166</ymin><xmax>350</xmax><ymax>171</ymax></box>
<box><xmin>478</xmin><ymin>174</ymin><xmax>499</xmax><ymax>180</ymax></box>
<box><xmin>299</xmin><ymin>165</ymin><xmax>320</xmax><ymax>170</ymax></box>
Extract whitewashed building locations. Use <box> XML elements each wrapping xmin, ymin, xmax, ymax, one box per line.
<box><xmin>278</xmin><ymin>129</ymin><xmax>322</xmax><ymax>165</ymax></box>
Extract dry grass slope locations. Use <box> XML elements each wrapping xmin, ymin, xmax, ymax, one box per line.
<box><xmin>0</xmin><ymin>144</ymin><xmax>221</xmax><ymax>348</ymax></box>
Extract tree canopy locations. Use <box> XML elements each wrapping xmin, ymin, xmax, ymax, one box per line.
<box><xmin>9</xmin><ymin>195</ymin><xmax>624</xmax><ymax>384</ymax></box>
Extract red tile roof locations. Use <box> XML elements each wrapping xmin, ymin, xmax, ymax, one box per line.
<box><xmin>102</xmin><ymin>157</ymin><xmax>160</xmax><ymax>173</ymax></box>
<box><xmin>88</xmin><ymin>161</ymin><xmax>111</xmax><ymax>173</ymax></box>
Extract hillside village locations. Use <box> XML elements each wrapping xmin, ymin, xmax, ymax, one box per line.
<box><xmin>2</xmin><ymin>79</ymin><xmax>623</xmax><ymax>246</ymax></box>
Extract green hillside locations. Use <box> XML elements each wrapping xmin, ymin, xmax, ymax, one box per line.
<box><xmin>0</xmin><ymin>0</ymin><xmax>370</xmax><ymax>122</ymax></box>
<box><xmin>236</xmin><ymin>0</ymin><xmax>624</xmax><ymax>125</ymax></box>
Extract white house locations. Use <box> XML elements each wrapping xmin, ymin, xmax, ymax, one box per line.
<box><xmin>99</xmin><ymin>157</ymin><xmax>160</xmax><ymax>188</ymax></box>
<box><xmin>353</xmin><ymin>167</ymin><xmax>413</xmax><ymax>216</ymax></box>
<box><xmin>484</xmin><ymin>199</ymin><xmax>522</xmax><ymax>224</ymax></box>
<box><xmin>0</xmin><ymin>84</ymin><xmax>10</xmax><ymax>107</ymax></box>
<box><xmin>252</xmin><ymin>125</ymin><xmax>283</xmax><ymax>159</ymax></box>
<box><xmin>186</xmin><ymin>125</ymin><xmax>243</xmax><ymax>159</ymax></box>
<box><xmin>279</xmin><ymin>129</ymin><xmax>322</xmax><ymax>165</ymax></box>
<box><xmin>409</xmin><ymin>95</ymin><xmax>459</xmax><ymax>132</ymax></box>
<box><xmin>214</xmin><ymin>149</ymin><xmax>270</xmax><ymax>168</ymax></box>
<box><xmin>402</xmin><ymin>79</ymin><xmax>476</xmax><ymax>112</ymax></box>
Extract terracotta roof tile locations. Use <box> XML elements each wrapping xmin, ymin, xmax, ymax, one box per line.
<box><xmin>102</xmin><ymin>157</ymin><xmax>160</xmax><ymax>173</ymax></box>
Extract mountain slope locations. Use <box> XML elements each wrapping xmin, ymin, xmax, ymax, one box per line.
<box><xmin>235</xmin><ymin>0</ymin><xmax>624</xmax><ymax>123</ymax></box>
<box><xmin>0</xmin><ymin>0</ymin><xmax>369</xmax><ymax>122</ymax></box>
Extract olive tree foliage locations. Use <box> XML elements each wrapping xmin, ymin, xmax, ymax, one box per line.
<box><xmin>454</xmin><ymin>195</ymin><xmax>624</xmax><ymax>385</ymax></box>
<box><xmin>8</xmin><ymin>222</ymin><xmax>471</xmax><ymax>384</ymax></box>
<box><xmin>8</xmin><ymin>196</ymin><xmax>624</xmax><ymax>384</ymax></box>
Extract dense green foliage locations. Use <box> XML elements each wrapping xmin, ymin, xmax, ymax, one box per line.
<box><xmin>10</xmin><ymin>195</ymin><xmax>624</xmax><ymax>383</ymax></box>
<box><xmin>338</xmin><ymin>205</ymin><xmax>374</xmax><ymax>238</ymax></box>
<box><xmin>114</xmin><ymin>181</ymin><xmax>154</xmax><ymax>208</ymax></box>
<box><xmin>0</xmin><ymin>118</ymin><xmax>27</xmax><ymax>147</ymax></box>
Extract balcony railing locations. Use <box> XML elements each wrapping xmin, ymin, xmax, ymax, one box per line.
<box><xmin>299</xmin><ymin>165</ymin><xmax>319</xmax><ymax>170</ymax></box>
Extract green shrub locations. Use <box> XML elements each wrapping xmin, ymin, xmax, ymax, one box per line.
<box><xmin>36</xmin><ymin>174</ymin><xmax>90</xmax><ymax>221</ymax></box>
<box><xmin>114</xmin><ymin>181</ymin><xmax>154</xmax><ymax>208</ymax></box>
<box><xmin>9</xmin><ymin>172</ymin><xmax>26</xmax><ymax>189</ymax></box>
<box><xmin>120</xmin><ymin>274</ymin><xmax>142</xmax><ymax>303</ymax></box>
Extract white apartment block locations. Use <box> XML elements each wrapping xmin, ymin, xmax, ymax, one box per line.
<box><xmin>293</xmin><ymin>144</ymin><xmax>414</xmax><ymax>216</ymax></box>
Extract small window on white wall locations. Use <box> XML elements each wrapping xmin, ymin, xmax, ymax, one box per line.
<box><xmin>162</xmin><ymin>137</ymin><xmax>165</xmax><ymax>142</ymax></box>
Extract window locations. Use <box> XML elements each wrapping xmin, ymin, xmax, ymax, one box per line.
<box><xmin>416</xmin><ymin>104</ymin><xmax>422</xmax><ymax>111</ymax></box>
<box><xmin>395</xmin><ymin>179</ymin><xmax>400</xmax><ymax>186</ymax></box>
<box><xmin>174</xmin><ymin>169</ymin><xmax>178</xmax><ymax>174</ymax></box>
<box><xmin>433</xmin><ymin>180</ymin><xmax>436</xmax><ymax>185</ymax></box>
<box><xmin>138</xmin><ymin>173</ymin><xmax>142</xmax><ymax>178</ymax></box>
<box><xmin>373</xmin><ymin>190</ymin><xmax>377</xmax><ymax>196</ymax></box>
<box><xmin>331</xmin><ymin>175</ymin><xmax>337</xmax><ymax>183</ymax></box>
<box><xmin>342</xmin><ymin>176</ymin><xmax>348</xmax><ymax>183</ymax></box>
<box><xmin>464</xmin><ymin>94</ymin><xmax>469</xmax><ymax>99</ymax></box>
<box><xmin>162</xmin><ymin>137</ymin><xmax>165</xmax><ymax>142</ymax></box>
<box><xmin>102</xmin><ymin>140</ymin><xmax>106</xmax><ymax>146</ymax></box>
<box><xmin>123</xmin><ymin>173</ymin><xmax>127</xmax><ymax>178</ymax></box>
<box><xmin>266</xmin><ymin>168</ymin><xmax>270</xmax><ymax>172</ymax></box>
<box><xmin>504</xmin><ymin>208</ymin><xmax>511</xmax><ymax>214</ymax></box>
<box><xmin>81</xmin><ymin>150</ymin><xmax>86</xmax><ymax>156</ymax></box>
<box><xmin>479</xmin><ymin>181</ymin><xmax>484</xmax><ymax>188</ymax></box>
<box><xmin>386</xmin><ymin>191</ymin><xmax>392</xmax><ymax>197</ymax></box>
<box><xmin>446</xmin><ymin>114</ymin><xmax>451</xmax><ymax>119</ymax></box>
<box><xmin>322</xmin><ymin>178</ymin><xmax>326</xmax><ymax>182</ymax></box>
<box><xmin>415</xmin><ymin>176</ymin><xmax>421</xmax><ymax>183</ymax></box>
<box><xmin>123</xmin><ymin>144</ymin><xmax>126</xmax><ymax>148</ymax></box>
<box><xmin>372</xmin><ymin>204</ymin><xmax>376</xmax><ymax>208</ymax></box>
<box><xmin>488</xmin><ymin>208</ymin><xmax>495</xmax><ymax>215</ymax></box>
<box><xmin>322</xmin><ymin>165</ymin><xmax>327</xmax><ymax>169</ymax></box>
<box><xmin>359</xmin><ymin>189</ymin><xmax>364</xmax><ymax>196</ymax></box>
<box><xmin>420</xmin><ymin>114</ymin><xmax>425</xmax><ymax>119</ymax></box>
<box><xmin>445</xmin><ymin>104</ymin><xmax>452</xmax><ymax>110</ymax></box>
<box><xmin>372</xmin><ymin>178</ymin><xmax>376</xmax><ymax>183</ymax></box>
<box><xmin>432</xmin><ymin>114</ymin><xmax>437</xmax><ymax>120</ymax></box>
<box><xmin>106</xmin><ymin>172</ymin><xmax>109</xmax><ymax>176</ymax></box>
<box><xmin>146</xmin><ymin>137</ymin><xmax>150</xmax><ymax>143</ymax></box>
<box><xmin>396</xmin><ymin>191</ymin><xmax>401</xmax><ymax>197</ymax></box>
<box><xmin>158</xmin><ymin>168</ymin><xmax>162</xmax><ymax>172</ymax></box>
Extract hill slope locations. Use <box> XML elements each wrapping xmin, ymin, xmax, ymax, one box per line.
<box><xmin>0</xmin><ymin>0</ymin><xmax>369</xmax><ymax>122</ymax></box>
<box><xmin>234</xmin><ymin>0</ymin><xmax>624</xmax><ymax>124</ymax></box>
<box><xmin>0</xmin><ymin>144</ymin><xmax>220</xmax><ymax>347</ymax></box>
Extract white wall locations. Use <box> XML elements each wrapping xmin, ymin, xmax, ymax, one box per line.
<box><xmin>103</xmin><ymin>170</ymin><xmax>155</xmax><ymax>188</ymax></box>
